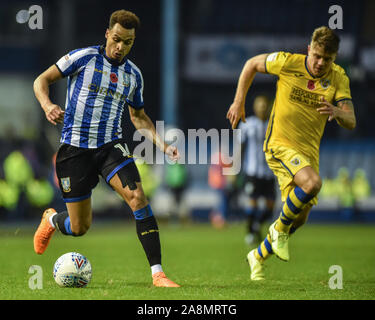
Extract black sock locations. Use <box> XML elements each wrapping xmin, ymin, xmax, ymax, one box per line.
<box><xmin>52</xmin><ymin>211</ymin><xmax>73</xmax><ymax>235</ymax></box>
<box><xmin>247</xmin><ymin>215</ymin><xmax>255</xmax><ymax>233</ymax></box>
<box><xmin>136</xmin><ymin>215</ymin><xmax>161</xmax><ymax>266</ymax></box>
<box><xmin>259</xmin><ymin>208</ymin><xmax>273</xmax><ymax>224</ymax></box>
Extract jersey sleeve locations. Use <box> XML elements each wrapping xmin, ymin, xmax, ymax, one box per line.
<box><xmin>334</xmin><ymin>71</ymin><xmax>352</xmax><ymax>104</ymax></box>
<box><xmin>126</xmin><ymin>69</ymin><xmax>144</xmax><ymax>109</ymax></box>
<box><xmin>55</xmin><ymin>48</ymin><xmax>95</xmax><ymax>77</ymax></box>
<box><xmin>265</xmin><ymin>51</ymin><xmax>291</xmax><ymax>76</ymax></box>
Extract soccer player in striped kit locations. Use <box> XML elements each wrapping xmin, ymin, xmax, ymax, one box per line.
<box><xmin>237</xmin><ymin>95</ymin><xmax>276</xmax><ymax>245</ymax></box>
<box><xmin>33</xmin><ymin>9</ymin><xmax>180</xmax><ymax>287</ymax></box>
<box><xmin>227</xmin><ymin>27</ymin><xmax>356</xmax><ymax>280</ymax></box>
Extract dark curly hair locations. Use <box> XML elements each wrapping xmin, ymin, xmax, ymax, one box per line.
<box><xmin>109</xmin><ymin>10</ymin><xmax>140</xmax><ymax>31</ymax></box>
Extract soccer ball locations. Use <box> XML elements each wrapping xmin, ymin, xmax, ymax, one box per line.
<box><xmin>53</xmin><ymin>252</ymin><xmax>92</xmax><ymax>288</ymax></box>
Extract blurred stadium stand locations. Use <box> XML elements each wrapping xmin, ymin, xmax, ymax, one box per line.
<box><xmin>0</xmin><ymin>0</ymin><xmax>374</xmax><ymax>223</ymax></box>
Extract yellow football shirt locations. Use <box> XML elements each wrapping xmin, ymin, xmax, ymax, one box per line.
<box><xmin>263</xmin><ymin>51</ymin><xmax>352</xmax><ymax>166</ymax></box>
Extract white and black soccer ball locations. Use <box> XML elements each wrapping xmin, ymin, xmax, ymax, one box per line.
<box><xmin>53</xmin><ymin>252</ymin><xmax>92</xmax><ymax>288</ymax></box>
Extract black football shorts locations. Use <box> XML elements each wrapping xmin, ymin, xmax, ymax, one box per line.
<box><xmin>244</xmin><ymin>175</ymin><xmax>276</xmax><ymax>200</ymax></box>
<box><xmin>55</xmin><ymin>139</ymin><xmax>139</xmax><ymax>203</ymax></box>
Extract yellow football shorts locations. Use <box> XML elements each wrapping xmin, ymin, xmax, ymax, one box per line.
<box><xmin>265</xmin><ymin>145</ymin><xmax>318</xmax><ymax>205</ymax></box>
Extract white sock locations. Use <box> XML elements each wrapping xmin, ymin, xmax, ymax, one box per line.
<box><xmin>48</xmin><ymin>213</ymin><xmax>57</xmax><ymax>228</ymax></box>
<box><xmin>151</xmin><ymin>264</ymin><xmax>163</xmax><ymax>276</ymax></box>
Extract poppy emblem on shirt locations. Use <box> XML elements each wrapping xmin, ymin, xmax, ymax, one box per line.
<box><xmin>307</xmin><ymin>80</ymin><xmax>315</xmax><ymax>90</ymax></box>
<box><xmin>110</xmin><ymin>72</ymin><xmax>118</xmax><ymax>84</ymax></box>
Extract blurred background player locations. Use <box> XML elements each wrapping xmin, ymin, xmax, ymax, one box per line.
<box><xmin>237</xmin><ymin>95</ymin><xmax>276</xmax><ymax>245</ymax></box>
<box><xmin>32</xmin><ymin>9</ymin><xmax>180</xmax><ymax>287</ymax></box>
<box><xmin>165</xmin><ymin>162</ymin><xmax>190</xmax><ymax>224</ymax></box>
<box><xmin>208</xmin><ymin>150</ymin><xmax>237</xmax><ymax>228</ymax></box>
<box><xmin>227</xmin><ymin>26</ymin><xmax>356</xmax><ymax>280</ymax></box>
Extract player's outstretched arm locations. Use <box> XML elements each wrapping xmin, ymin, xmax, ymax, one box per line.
<box><xmin>226</xmin><ymin>53</ymin><xmax>268</xmax><ymax>129</ymax></box>
<box><xmin>33</xmin><ymin>65</ymin><xmax>65</xmax><ymax>125</ymax></box>
<box><xmin>317</xmin><ymin>98</ymin><xmax>356</xmax><ymax>130</ymax></box>
<box><xmin>128</xmin><ymin>106</ymin><xmax>179</xmax><ymax>162</ymax></box>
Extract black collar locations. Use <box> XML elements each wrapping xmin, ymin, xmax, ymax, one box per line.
<box><xmin>99</xmin><ymin>45</ymin><xmax>127</xmax><ymax>66</ymax></box>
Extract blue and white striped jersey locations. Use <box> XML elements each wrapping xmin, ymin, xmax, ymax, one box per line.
<box><xmin>55</xmin><ymin>45</ymin><xmax>144</xmax><ymax>149</ymax></box>
<box><xmin>238</xmin><ymin>116</ymin><xmax>274</xmax><ymax>179</ymax></box>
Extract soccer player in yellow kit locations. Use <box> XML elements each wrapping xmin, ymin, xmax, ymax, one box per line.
<box><xmin>227</xmin><ymin>26</ymin><xmax>356</xmax><ymax>280</ymax></box>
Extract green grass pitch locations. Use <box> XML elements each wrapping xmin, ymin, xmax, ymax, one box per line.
<box><xmin>1</xmin><ymin>221</ymin><xmax>374</xmax><ymax>300</ymax></box>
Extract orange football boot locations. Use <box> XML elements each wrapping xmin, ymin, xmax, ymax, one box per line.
<box><xmin>152</xmin><ymin>272</ymin><xmax>180</xmax><ymax>287</ymax></box>
<box><xmin>33</xmin><ymin>208</ymin><xmax>56</xmax><ymax>255</ymax></box>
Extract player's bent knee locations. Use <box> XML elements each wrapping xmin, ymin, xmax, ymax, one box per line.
<box><xmin>310</xmin><ymin>175</ymin><xmax>322</xmax><ymax>195</ymax></box>
<box><xmin>295</xmin><ymin>167</ymin><xmax>322</xmax><ymax>195</ymax></box>
<box><xmin>301</xmin><ymin>175</ymin><xmax>322</xmax><ymax>195</ymax></box>
<box><xmin>128</xmin><ymin>190</ymin><xmax>148</xmax><ymax>211</ymax></box>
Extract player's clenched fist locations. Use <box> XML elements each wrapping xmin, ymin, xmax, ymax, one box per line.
<box><xmin>44</xmin><ymin>104</ymin><xmax>65</xmax><ymax>125</ymax></box>
<box><xmin>165</xmin><ymin>145</ymin><xmax>180</xmax><ymax>162</ymax></box>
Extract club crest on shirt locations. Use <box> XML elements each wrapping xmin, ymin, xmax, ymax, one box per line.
<box><xmin>290</xmin><ymin>157</ymin><xmax>301</xmax><ymax>166</ymax></box>
<box><xmin>307</xmin><ymin>80</ymin><xmax>316</xmax><ymax>90</ymax></box>
<box><xmin>61</xmin><ymin>177</ymin><xmax>71</xmax><ymax>193</ymax></box>
<box><xmin>122</xmin><ymin>73</ymin><xmax>130</xmax><ymax>87</ymax></box>
<box><xmin>320</xmin><ymin>79</ymin><xmax>331</xmax><ymax>89</ymax></box>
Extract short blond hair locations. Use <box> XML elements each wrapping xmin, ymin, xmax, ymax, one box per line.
<box><xmin>311</xmin><ymin>26</ymin><xmax>340</xmax><ymax>54</ymax></box>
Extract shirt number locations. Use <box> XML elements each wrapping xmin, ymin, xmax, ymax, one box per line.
<box><xmin>114</xmin><ymin>143</ymin><xmax>130</xmax><ymax>157</ymax></box>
